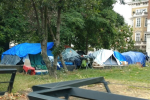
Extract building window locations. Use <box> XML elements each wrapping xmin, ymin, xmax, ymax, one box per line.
<box><xmin>145</xmin><ymin>18</ymin><xmax>147</xmax><ymax>27</ymax></box>
<box><xmin>136</xmin><ymin>18</ymin><xmax>141</xmax><ymax>27</ymax></box>
<box><xmin>144</xmin><ymin>33</ymin><xmax>147</xmax><ymax>41</ymax></box>
<box><xmin>135</xmin><ymin>33</ymin><xmax>140</xmax><ymax>41</ymax></box>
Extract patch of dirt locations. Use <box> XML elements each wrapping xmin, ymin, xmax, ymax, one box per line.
<box><xmin>0</xmin><ymin>88</ymin><xmax>32</xmax><ymax>100</ymax></box>
<box><xmin>108</xmin><ymin>84</ymin><xmax>150</xmax><ymax>99</ymax></box>
<box><xmin>0</xmin><ymin>80</ymin><xmax>150</xmax><ymax>100</ymax></box>
<box><xmin>70</xmin><ymin>80</ymin><xmax>150</xmax><ymax>100</ymax></box>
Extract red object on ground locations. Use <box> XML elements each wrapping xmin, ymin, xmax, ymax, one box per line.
<box><xmin>23</xmin><ymin>65</ymin><xmax>35</xmax><ymax>75</ymax></box>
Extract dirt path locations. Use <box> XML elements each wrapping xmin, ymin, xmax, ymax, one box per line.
<box><xmin>1</xmin><ymin>80</ymin><xmax>150</xmax><ymax>100</ymax></box>
<box><xmin>107</xmin><ymin>79</ymin><xmax>150</xmax><ymax>99</ymax></box>
<box><xmin>70</xmin><ymin>79</ymin><xmax>150</xmax><ymax>100</ymax></box>
<box><xmin>78</xmin><ymin>83</ymin><xmax>150</xmax><ymax>100</ymax></box>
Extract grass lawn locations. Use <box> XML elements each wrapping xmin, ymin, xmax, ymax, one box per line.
<box><xmin>4</xmin><ymin>64</ymin><xmax>150</xmax><ymax>92</ymax></box>
<box><xmin>0</xmin><ymin>64</ymin><xmax>150</xmax><ymax>99</ymax></box>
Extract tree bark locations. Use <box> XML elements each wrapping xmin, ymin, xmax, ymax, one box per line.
<box><xmin>31</xmin><ymin>0</ymin><xmax>40</xmax><ymax>33</ymax></box>
<box><xmin>31</xmin><ymin>0</ymin><xmax>68</xmax><ymax>78</ymax></box>
<box><xmin>41</xmin><ymin>6</ymin><xmax>57</xmax><ymax>78</ymax></box>
<box><xmin>85</xmin><ymin>34</ymin><xmax>88</xmax><ymax>55</ymax></box>
<box><xmin>53</xmin><ymin>0</ymin><xmax>68</xmax><ymax>72</ymax></box>
<box><xmin>41</xmin><ymin>38</ymin><xmax>56</xmax><ymax>77</ymax></box>
<box><xmin>59</xmin><ymin>53</ymin><xmax>68</xmax><ymax>73</ymax></box>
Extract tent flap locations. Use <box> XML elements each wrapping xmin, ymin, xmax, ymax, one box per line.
<box><xmin>114</xmin><ymin>51</ymin><xmax>126</xmax><ymax>62</ymax></box>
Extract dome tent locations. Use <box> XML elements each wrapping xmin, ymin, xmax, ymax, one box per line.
<box><xmin>61</xmin><ymin>48</ymin><xmax>80</xmax><ymax>61</ymax></box>
<box><xmin>93</xmin><ymin>49</ymin><xmax>120</xmax><ymax>67</ymax></box>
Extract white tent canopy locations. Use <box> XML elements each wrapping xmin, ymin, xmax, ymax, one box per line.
<box><xmin>93</xmin><ymin>49</ymin><xmax>120</xmax><ymax>66</ymax></box>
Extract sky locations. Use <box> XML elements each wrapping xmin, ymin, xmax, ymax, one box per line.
<box><xmin>113</xmin><ymin>0</ymin><xmax>132</xmax><ymax>25</ymax></box>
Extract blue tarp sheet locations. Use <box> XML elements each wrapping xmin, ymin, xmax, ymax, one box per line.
<box><xmin>121</xmin><ymin>51</ymin><xmax>146</xmax><ymax>67</ymax></box>
<box><xmin>2</xmin><ymin>42</ymin><xmax>54</xmax><ymax>59</ymax></box>
<box><xmin>47</xmin><ymin>49</ymin><xmax>53</xmax><ymax>56</ymax></box>
<box><xmin>114</xmin><ymin>51</ymin><xmax>126</xmax><ymax>61</ymax></box>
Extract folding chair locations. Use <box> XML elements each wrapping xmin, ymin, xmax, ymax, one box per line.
<box><xmin>23</xmin><ymin>59</ymin><xmax>35</xmax><ymax>75</ymax></box>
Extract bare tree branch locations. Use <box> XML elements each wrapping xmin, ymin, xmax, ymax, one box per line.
<box><xmin>40</xmin><ymin>0</ymin><xmax>44</xmax><ymax>32</ymax></box>
<box><xmin>47</xmin><ymin>16</ymin><xmax>56</xmax><ymax>42</ymax></box>
<box><xmin>31</xmin><ymin>0</ymin><xmax>40</xmax><ymax>33</ymax></box>
<box><xmin>56</xmin><ymin>0</ymin><xmax>62</xmax><ymax>43</ymax></box>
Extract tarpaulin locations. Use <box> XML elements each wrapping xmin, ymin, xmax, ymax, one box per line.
<box><xmin>2</xmin><ymin>42</ymin><xmax>54</xmax><ymax>59</ymax></box>
<box><xmin>114</xmin><ymin>51</ymin><xmax>126</xmax><ymax>62</ymax></box>
<box><xmin>122</xmin><ymin>51</ymin><xmax>146</xmax><ymax>67</ymax></box>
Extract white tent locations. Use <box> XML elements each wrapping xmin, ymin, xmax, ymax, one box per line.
<box><xmin>93</xmin><ymin>49</ymin><xmax>120</xmax><ymax>67</ymax></box>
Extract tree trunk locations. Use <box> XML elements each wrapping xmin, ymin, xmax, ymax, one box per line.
<box><xmin>59</xmin><ymin>53</ymin><xmax>68</xmax><ymax>73</ymax></box>
<box><xmin>41</xmin><ymin>39</ymin><xmax>56</xmax><ymax>77</ymax></box>
<box><xmin>53</xmin><ymin>0</ymin><xmax>68</xmax><ymax>73</ymax></box>
<box><xmin>40</xmin><ymin>6</ymin><xmax>57</xmax><ymax>78</ymax></box>
<box><xmin>85</xmin><ymin>34</ymin><xmax>88</xmax><ymax>55</ymax></box>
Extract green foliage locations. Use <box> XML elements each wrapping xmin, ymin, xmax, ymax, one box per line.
<box><xmin>0</xmin><ymin>9</ymin><xmax>29</xmax><ymax>42</ymax></box>
<box><xmin>60</xmin><ymin>0</ymin><xmax>120</xmax><ymax>52</ymax></box>
<box><xmin>112</xmin><ymin>24</ymin><xmax>134</xmax><ymax>52</ymax></box>
<box><xmin>57</xmin><ymin>0</ymin><xmax>133</xmax><ymax>53</ymax></box>
<box><xmin>60</xmin><ymin>9</ymin><xmax>85</xmax><ymax>44</ymax></box>
<box><xmin>0</xmin><ymin>48</ymin><xmax>4</xmax><ymax>53</ymax></box>
<box><xmin>0</xmin><ymin>0</ymin><xmax>133</xmax><ymax>58</ymax></box>
<box><xmin>116</xmin><ymin>13</ymin><xmax>124</xmax><ymax>27</ymax></box>
<box><xmin>52</xmin><ymin>42</ymin><xmax>65</xmax><ymax>56</ymax></box>
<box><xmin>0</xmin><ymin>0</ymin><xmax>39</xmax><ymax>58</ymax></box>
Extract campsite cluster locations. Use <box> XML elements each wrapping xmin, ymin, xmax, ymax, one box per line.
<box><xmin>0</xmin><ymin>42</ymin><xmax>148</xmax><ymax>75</ymax></box>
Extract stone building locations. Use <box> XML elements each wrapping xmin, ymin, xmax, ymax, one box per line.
<box><xmin>127</xmin><ymin>0</ymin><xmax>149</xmax><ymax>54</ymax></box>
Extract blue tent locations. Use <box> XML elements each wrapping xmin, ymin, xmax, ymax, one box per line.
<box><xmin>2</xmin><ymin>42</ymin><xmax>54</xmax><ymax>59</ymax></box>
<box><xmin>114</xmin><ymin>51</ymin><xmax>126</xmax><ymax>62</ymax></box>
<box><xmin>121</xmin><ymin>51</ymin><xmax>146</xmax><ymax>67</ymax></box>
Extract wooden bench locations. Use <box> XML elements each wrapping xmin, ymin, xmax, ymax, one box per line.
<box><xmin>0</xmin><ymin>65</ymin><xmax>23</xmax><ymax>72</ymax></box>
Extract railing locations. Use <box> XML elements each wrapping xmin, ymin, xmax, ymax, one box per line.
<box><xmin>144</xmin><ymin>12</ymin><xmax>148</xmax><ymax>14</ymax></box>
<box><xmin>134</xmin><ymin>41</ymin><xmax>146</xmax><ymax>46</ymax></box>
<box><xmin>135</xmin><ymin>12</ymin><xmax>143</xmax><ymax>15</ymax></box>
<box><xmin>133</xmin><ymin>12</ymin><xmax>148</xmax><ymax>16</ymax></box>
<box><xmin>127</xmin><ymin>0</ymin><xmax>148</xmax><ymax>4</ymax></box>
<box><xmin>130</xmin><ymin>0</ymin><xmax>148</xmax><ymax>2</ymax></box>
